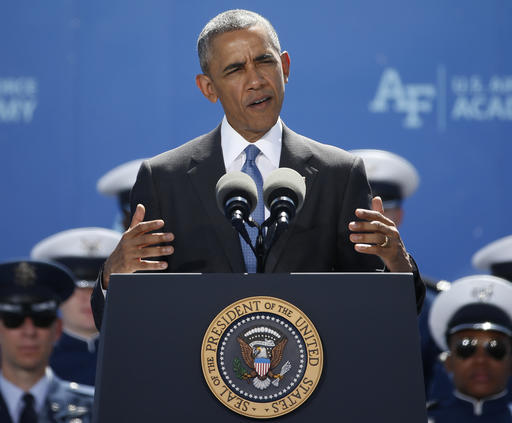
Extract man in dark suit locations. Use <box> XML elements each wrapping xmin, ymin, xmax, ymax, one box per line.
<box><xmin>92</xmin><ymin>9</ymin><xmax>424</xmax><ymax>328</ymax></box>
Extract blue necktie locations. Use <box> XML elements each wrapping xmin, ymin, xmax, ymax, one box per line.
<box><xmin>240</xmin><ymin>145</ymin><xmax>264</xmax><ymax>273</ymax></box>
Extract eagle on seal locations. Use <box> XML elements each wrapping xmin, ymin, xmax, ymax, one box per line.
<box><xmin>237</xmin><ymin>329</ymin><xmax>289</xmax><ymax>390</ymax></box>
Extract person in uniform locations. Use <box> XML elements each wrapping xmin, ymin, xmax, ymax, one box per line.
<box><xmin>351</xmin><ymin>148</ymin><xmax>449</xmax><ymax>394</ymax></box>
<box><xmin>472</xmin><ymin>234</ymin><xmax>512</xmax><ymax>400</ymax></box>
<box><xmin>427</xmin><ymin>274</ymin><xmax>512</xmax><ymax>422</ymax></box>
<box><xmin>97</xmin><ymin>159</ymin><xmax>146</xmax><ymax>232</ymax></box>
<box><xmin>30</xmin><ymin>228</ymin><xmax>120</xmax><ymax>386</ymax></box>
<box><xmin>429</xmin><ymin>235</ymin><xmax>512</xmax><ymax>401</ymax></box>
<box><xmin>0</xmin><ymin>260</ymin><xmax>94</xmax><ymax>423</ymax></box>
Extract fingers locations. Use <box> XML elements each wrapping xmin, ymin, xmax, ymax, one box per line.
<box><xmin>137</xmin><ymin>260</ymin><xmax>168</xmax><ymax>271</ymax></box>
<box><xmin>348</xmin><ymin>220</ymin><xmax>397</xmax><ymax>237</ymax></box>
<box><xmin>349</xmin><ymin>231</ymin><xmax>389</xmax><ymax>246</ymax></box>
<box><xmin>137</xmin><ymin>232</ymin><xmax>174</xmax><ymax>248</ymax></box>
<box><xmin>138</xmin><ymin>245</ymin><xmax>174</xmax><ymax>259</ymax></box>
<box><xmin>102</xmin><ymin>207</ymin><xmax>175</xmax><ymax>287</ymax></box>
<box><xmin>127</xmin><ymin>220</ymin><xmax>168</xmax><ymax>240</ymax></box>
<box><xmin>354</xmin><ymin>208</ymin><xmax>395</xmax><ymax>227</ymax></box>
<box><xmin>352</xmin><ymin>242</ymin><xmax>386</xmax><ymax>255</ymax></box>
<box><xmin>129</xmin><ymin>204</ymin><xmax>146</xmax><ymax>229</ymax></box>
<box><xmin>348</xmin><ymin>203</ymin><xmax>413</xmax><ymax>272</ymax></box>
<box><xmin>371</xmin><ymin>196</ymin><xmax>385</xmax><ymax>214</ymax></box>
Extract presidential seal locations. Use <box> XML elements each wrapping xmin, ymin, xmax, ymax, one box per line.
<box><xmin>201</xmin><ymin>296</ymin><xmax>323</xmax><ymax>419</ymax></box>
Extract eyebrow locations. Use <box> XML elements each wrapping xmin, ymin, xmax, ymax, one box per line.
<box><xmin>254</xmin><ymin>53</ymin><xmax>274</xmax><ymax>62</ymax></box>
<box><xmin>223</xmin><ymin>61</ymin><xmax>245</xmax><ymax>73</ymax></box>
<box><xmin>222</xmin><ymin>53</ymin><xmax>276</xmax><ymax>73</ymax></box>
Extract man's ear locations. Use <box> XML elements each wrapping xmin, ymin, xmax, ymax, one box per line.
<box><xmin>196</xmin><ymin>74</ymin><xmax>218</xmax><ymax>103</ymax></box>
<box><xmin>280</xmin><ymin>51</ymin><xmax>290</xmax><ymax>83</ymax></box>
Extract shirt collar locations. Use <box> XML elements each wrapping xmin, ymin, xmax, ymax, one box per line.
<box><xmin>454</xmin><ymin>389</ymin><xmax>508</xmax><ymax>416</ymax></box>
<box><xmin>221</xmin><ymin>116</ymin><xmax>282</xmax><ymax>170</ymax></box>
<box><xmin>63</xmin><ymin>328</ymin><xmax>100</xmax><ymax>353</ymax></box>
<box><xmin>0</xmin><ymin>368</ymin><xmax>52</xmax><ymax>420</ymax></box>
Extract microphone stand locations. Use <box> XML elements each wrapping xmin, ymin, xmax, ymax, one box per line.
<box><xmin>246</xmin><ymin>218</ymin><xmax>266</xmax><ymax>273</ymax></box>
<box><xmin>237</xmin><ymin>213</ymin><xmax>292</xmax><ymax>274</ymax></box>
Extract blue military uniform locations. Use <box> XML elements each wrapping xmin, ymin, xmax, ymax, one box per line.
<box><xmin>428</xmin><ymin>236</ymin><xmax>512</xmax><ymax>402</ymax></box>
<box><xmin>0</xmin><ymin>260</ymin><xmax>96</xmax><ymax>422</ymax></box>
<box><xmin>0</xmin><ymin>371</ymin><xmax>94</xmax><ymax>423</ymax></box>
<box><xmin>418</xmin><ymin>286</ymin><xmax>442</xmax><ymax>392</ymax></box>
<box><xmin>50</xmin><ymin>331</ymin><xmax>99</xmax><ymax>386</ymax></box>
<box><xmin>427</xmin><ymin>275</ymin><xmax>512</xmax><ymax>422</ymax></box>
<box><xmin>427</xmin><ymin>391</ymin><xmax>512</xmax><ymax>422</ymax></box>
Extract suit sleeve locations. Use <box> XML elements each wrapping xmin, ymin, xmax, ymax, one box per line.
<box><xmin>336</xmin><ymin>157</ymin><xmax>425</xmax><ymax>313</ymax></box>
<box><xmin>91</xmin><ymin>160</ymin><xmax>165</xmax><ymax>331</ymax></box>
<box><xmin>130</xmin><ymin>159</ymin><xmax>162</xmax><ymax>222</ymax></box>
<box><xmin>336</xmin><ymin>156</ymin><xmax>383</xmax><ymax>272</ymax></box>
<box><xmin>91</xmin><ymin>268</ymin><xmax>106</xmax><ymax>331</ymax></box>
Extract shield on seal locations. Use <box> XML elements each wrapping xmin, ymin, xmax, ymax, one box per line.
<box><xmin>254</xmin><ymin>357</ymin><xmax>271</xmax><ymax>377</ymax></box>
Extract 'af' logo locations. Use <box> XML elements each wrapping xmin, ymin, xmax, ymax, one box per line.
<box><xmin>369</xmin><ymin>68</ymin><xmax>436</xmax><ymax>129</ymax></box>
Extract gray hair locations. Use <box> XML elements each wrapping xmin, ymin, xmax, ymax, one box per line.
<box><xmin>197</xmin><ymin>9</ymin><xmax>281</xmax><ymax>75</ymax></box>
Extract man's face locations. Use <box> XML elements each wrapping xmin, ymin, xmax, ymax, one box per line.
<box><xmin>196</xmin><ymin>25</ymin><xmax>290</xmax><ymax>142</ymax></box>
<box><xmin>60</xmin><ymin>287</ymin><xmax>97</xmax><ymax>336</ymax></box>
<box><xmin>0</xmin><ymin>315</ymin><xmax>62</xmax><ymax>373</ymax></box>
<box><xmin>445</xmin><ymin>330</ymin><xmax>512</xmax><ymax>398</ymax></box>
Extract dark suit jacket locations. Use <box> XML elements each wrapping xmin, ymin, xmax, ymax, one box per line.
<box><xmin>92</xmin><ymin>124</ymin><xmax>424</xmax><ymax>328</ymax></box>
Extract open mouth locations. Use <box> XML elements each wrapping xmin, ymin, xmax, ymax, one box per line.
<box><xmin>248</xmin><ymin>97</ymin><xmax>271</xmax><ymax>107</ymax></box>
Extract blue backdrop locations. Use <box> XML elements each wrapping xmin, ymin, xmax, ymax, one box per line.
<box><xmin>1</xmin><ymin>1</ymin><xmax>511</xmax><ymax>282</ymax></box>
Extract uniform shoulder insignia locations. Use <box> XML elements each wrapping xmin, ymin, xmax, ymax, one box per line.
<box><xmin>426</xmin><ymin>399</ymin><xmax>439</xmax><ymax>410</ymax></box>
<box><xmin>65</xmin><ymin>381</ymin><xmax>95</xmax><ymax>397</ymax></box>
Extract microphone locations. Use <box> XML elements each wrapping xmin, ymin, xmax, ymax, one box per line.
<box><xmin>263</xmin><ymin>168</ymin><xmax>306</xmax><ymax>231</ymax></box>
<box><xmin>215</xmin><ymin>171</ymin><xmax>258</xmax><ymax>235</ymax></box>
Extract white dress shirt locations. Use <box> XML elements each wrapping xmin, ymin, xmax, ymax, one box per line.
<box><xmin>220</xmin><ymin>115</ymin><xmax>282</xmax><ymax>219</ymax></box>
<box><xmin>0</xmin><ymin>368</ymin><xmax>53</xmax><ymax>423</ymax></box>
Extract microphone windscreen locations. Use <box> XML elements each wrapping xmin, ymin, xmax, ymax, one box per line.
<box><xmin>263</xmin><ymin>168</ymin><xmax>306</xmax><ymax>212</ymax></box>
<box><xmin>215</xmin><ymin>171</ymin><xmax>258</xmax><ymax>214</ymax></box>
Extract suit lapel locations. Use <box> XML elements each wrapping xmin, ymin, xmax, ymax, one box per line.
<box><xmin>265</xmin><ymin>124</ymin><xmax>318</xmax><ymax>272</ymax></box>
<box><xmin>187</xmin><ymin>126</ymin><xmax>246</xmax><ymax>272</ymax></box>
<box><xmin>0</xmin><ymin>393</ymin><xmax>13</xmax><ymax>423</ymax></box>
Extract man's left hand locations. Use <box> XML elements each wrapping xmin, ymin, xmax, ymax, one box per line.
<box><xmin>349</xmin><ymin>196</ymin><xmax>413</xmax><ymax>272</ymax></box>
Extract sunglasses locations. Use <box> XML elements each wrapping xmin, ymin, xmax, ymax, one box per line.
<box><xmin>454</xmin><ymin>337</ymin><xmax>510</xmax><ymax>361</ymax></box>
<box><xmin>0</xmin><ymin>311</ymin><xmax>57</xmax><ymax>329</ymax></box>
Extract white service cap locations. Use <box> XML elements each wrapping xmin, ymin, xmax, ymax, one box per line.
<box><xmin>31</xmin><ymin>227</ymin><xmax>121</xmax><ymax>287</ymax></box>
<box><xmin>350</xmin><ymin>149</ymin><xmax>419</xmax><ymax>208</ymax></box>
<box><xmin>429</xmin><ymin>275</ymin><xmax>512</xmax><ymax>351</ymax></box>
<box><xmin>472</xmin><ymin>235</ymin><xmax>512</xmax><ymax>282</ymax></box>
<box><xmin>97</xmin><ymin>159</ymin><xmax>146</xmax><ymax>196</ymax></box>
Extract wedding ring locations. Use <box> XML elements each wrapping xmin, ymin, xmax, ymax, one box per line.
<box><xmin>379</xmin><ymin>236</ymin><xmax>390</xmax><ymax>248</ymax></box>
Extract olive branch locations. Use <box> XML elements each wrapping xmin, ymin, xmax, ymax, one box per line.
<box><xmin>233</xmin><ymin>357</ymin><xmax>250</xmax><ymax>380</ymax></box>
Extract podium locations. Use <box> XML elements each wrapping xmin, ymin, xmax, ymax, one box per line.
<box><xmin>93</xmin><ymin>273</ymin><xmax>427</xmax><ymax>422</ymax></box>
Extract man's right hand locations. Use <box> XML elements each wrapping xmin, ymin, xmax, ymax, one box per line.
<box><xmin>102</xmin><ymin>204</ymin><xmax>175</xmax><ymax>289</ymax></box>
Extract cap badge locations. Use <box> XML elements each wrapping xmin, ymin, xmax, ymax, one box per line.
<box><xmin>14</xmin><ymin>262</ymin><xmax>36</xmax><ymax>287</ymax></box>
<box><xmin>471</xmin><ymin>284</ymin><xmax>494</xmax><ymax>302</ymax></box>
<box><xmin>80</xmin><ymin>238</ymin><xmax>101</xmax><ymax>256</ymax></box>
